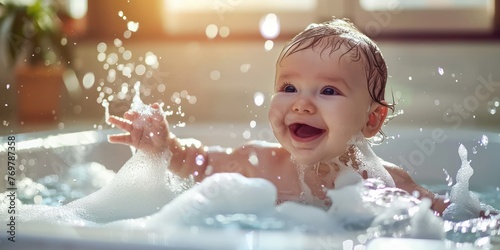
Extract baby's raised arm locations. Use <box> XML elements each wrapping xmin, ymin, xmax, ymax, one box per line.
<box><xmin>107</xmin><ymin>103</ymin><xmax>285</xmax><ymax>182</ymax></box>
<box><xmin>108</xmin><ymin>103</ymin><xmax>169</xmax><ymax>155</ymax></box>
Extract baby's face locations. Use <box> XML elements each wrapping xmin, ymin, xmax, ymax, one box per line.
<box><xmin>268</xmin><ymin>45</ymin><xmax>373</xmax><ymax>165</ymax></box>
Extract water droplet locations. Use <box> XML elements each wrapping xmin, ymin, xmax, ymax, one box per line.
<box><xmin>97</xmin><ymin>52</ymin><xmax>106</xmax><ymax>62</ymax></box>
<box><xmin>259</xmin><ymin>13</ymin><xmax>280</xmax><ymax>39</ymax></box>
<box><xmin>240</xmin><ymin>64</ymin><xmax>251</xmax><ymax>73</ymax></box>
<box><xmin>243</xmin><ymin>130</ymin><xmax>251</xmax><ymax>139</ymax></box>
<box><xmin>438</xmin><ymin>67</ymin><xmax>444</xmax><ymax>75</ymax></box>
<box><xmin>118</xmin><ymin>11</ymin><xmax>124</xmax><ymax>17</ymax></box>
<box><xmin>434</xmin><ymin>99</ymin><xmax>440</xmax><ymax>106</ymax></box>
<box><xmin>412</xmin><ymin>190</ymin><xmax>420</xmax><ymax>198</ymax></box>
<box><xmin>106</xmin><ymin>53</ymin><xmax>119</xmax><ymax>65</ymax></box>
<box><xmin>205</xmin><ymin>24</ymin><xmax>218</xmax><ymax>39</ymax></box>
<box><xmin>408</xmin><ymin>76</ymin><xmax>412</xmax><ymax>80</ymax></box>
<box><xmin>219</xmin><ymin>26</ymin><xmax>230</xmax><ymax>38</ymax></box>
<box><xmin>250</xmin><ymin>120</ymin><xmax>256</xmax><ymax>128</ymax></box>
<box><xmin>253</xmin><ymin>92</ymin><xmax>265</xmax><ymax>106</ymax></box>
<box><xmin>114</xmin><ymin>38</ymin><xmax>123</xmax><ymax>47</ymax></box>
<box><xmin>60</xmin><ymin>37</ymin><xmax>67</xmax><ymax>46</ymax></box>
<box><xmin>480</xmin><ymin>134</ymin><xmax>488</xmax><ymax>147</ymax></box>
<box><xmin>145</xmin><ymin>52</ymin><xmax>158</xmax><ymax>65</ymax></box>
<box><xmin>122</xmin><ymin>50</ymin><xmax>132</xmax><ymax>60</ymax></box>
<box><xmin>419</xmin><ymin>128</ymin><xmax>423</xmax><ymax>132</ymax></box>
<box><xmin>264</xmin><ymin>40</ymin><xmax>274</xmax><ymax>51</ymax></box>
<box><xmin>188</xmin><ymin>96</ymin><xmax>197</xmax><ymax>104</ymax></box>
<box><xmin>443</xmin><ymin>169</ymin><xmax>453</xmax><ymax>186</ymax></box>
<box><xmin>195</xmin><ymin>155</ymin><xmax>205</xmax><ymax>166</ymax></box>
<box><xmin>127</xmin><ymin>21</ymin><xmax>139</xmax><ymax>32</ymax></box>
<box><xmin>123</xmin><ymin>30</ymin><xmax>132</xmax><ymax>39</ymax></box>
<box><xmin>248</xmin><ymin>152</ymin><xmax>259</xmax><ymax>166</ymax></box>
<box><xmin>122</xmin><ymin>65</ymin><xmax>133</xmax><ymax>77</ymax></box>
<box><xmin>6</xmin><ymin>84</ymin><xmax>10</xmax><ymax>89</ymax></box>
<box><xmin>135</xmin><ymin>64</ymin><xmax>146</xmax><ymax>75</ymax></box>
<box><xmin>472</xmin><ymin>146</ymin><xmax>477</xmax><ymax>154</ymax></box>
<box><xmin>210</xmin><ymin>70</ymin><xmax>221</xmax><ymax>80</ymax></box>
<box><xmin>82</xmin><ymin>72</ymin><xmax>95</xmax><ymax>89</ymax></box>
<box><xmin>443</xmin><ymin>192</ymin><xmax>450</xmax><ymax>203</ymax></box>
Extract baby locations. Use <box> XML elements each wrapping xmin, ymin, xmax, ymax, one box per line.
<box><xmin>108</xmin><ymin>18</ymin><xmax>449</xmax><ymax>215</ymax></box>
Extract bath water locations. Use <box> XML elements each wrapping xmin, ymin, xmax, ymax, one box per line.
<box><xmin>1</xmin><ymin>133</ymin><xmax>499</xmax><ymax>248</ymax></box>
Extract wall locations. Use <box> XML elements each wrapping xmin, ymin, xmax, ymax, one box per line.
<box><xmin>1</xmin><ymin>40</ymin><xmax>499</xmax><ymax>135</ymax></box>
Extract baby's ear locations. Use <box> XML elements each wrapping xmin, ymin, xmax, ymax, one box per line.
<box><xmin>362</xmin><ymin>103</ymin><xmax>388</xmax><ymax>138</ymax></box>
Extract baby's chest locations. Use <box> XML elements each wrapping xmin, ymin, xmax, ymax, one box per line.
<box><xmin>258</xmin><ymin>162</ymin><xmax>303</xmax><ymax>201</ymax></box>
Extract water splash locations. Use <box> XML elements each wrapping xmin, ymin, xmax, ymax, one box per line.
<box><xmin>443</xmin><ymin>144</ymin><xmax>482</xmax><ymax>222</ymax></box>
<box><xmin>102</xmin><ymin>99</ymin><xmax>110</xmax><ymax>125</ymax></box>
<box><xmin>480</xmin><ymin>134</ymin><xmax>489</xmax><ymax>148</ymax></box>
<box><xmin>443</xmin><ymin>168</ymin><xmax>454</xmax><ymax>187</ymax></box>
<box><xmin>93</xmin><ymin>9</ymin><xmax>196</xmax><ymax>130</ymax></box>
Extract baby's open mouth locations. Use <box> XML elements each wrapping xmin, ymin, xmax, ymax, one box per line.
<box><xmin>289</xmin><ymin>123</ymin><xmax>325</xmax><ymax>139</ymax></box>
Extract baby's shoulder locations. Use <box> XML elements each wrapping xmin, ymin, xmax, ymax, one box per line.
<box><xmin>380</xmin><ymin>160</ymin><xmax>415</xmax><ymax>185</ymax></box>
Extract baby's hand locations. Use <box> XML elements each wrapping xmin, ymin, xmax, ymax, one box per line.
<box><xmin>107</xmin><ymin>103</ymin><xmax>169</xmax><ymax>155</ymax></box>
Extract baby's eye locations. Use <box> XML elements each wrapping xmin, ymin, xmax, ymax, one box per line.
<box><xmin>321</xmin><ymin>86</ymin><xmax>340</xmax><ymax>96</ymax></box>
<box><xmin>279</xmin><ymin>83</ymin><xmax>297</xmax><ymax>93</ymax></box>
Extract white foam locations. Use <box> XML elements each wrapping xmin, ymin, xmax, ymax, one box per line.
<box><xmin>443</xmin><ymin>144</ymin><xmax>482</xmax><ymax>221</ymax></box>
<box><xmin>98</xmin><ymin>173</ymin><xmax>443</xmax><ymax>242</ymax></box>
<box><xmin>334</xmin><ymin>164</ymin><xmax>363</xmax><ymax>189</ymax></box>
<box><xmin>1</xmin><ymin>168</ymin><xmax>448</xmax><ymax>245</ymax></box>
<box><xmin>342</xmin><ymin>132</ymin><xmax>395</xmax><ymax>187</ymax></box>
<box><xmin>328</xmin><ymin>181</ymin><xmax>378</xmax><ymax>226</ymax></box>
<box><xmin>66</xmin><ymin>150</ymin><xmax>192</xmax><ymax>223</ymax></box>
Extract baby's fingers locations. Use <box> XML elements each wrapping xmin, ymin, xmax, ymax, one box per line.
<box><xmin>108</xmin><ymin>133</ymin><xmax>133</xmax><ymax>145</ymax></box>
<box><xmin>124</xmin><ymin>110</ymin><xmax>140</xmax><ymax>121</ymax></box>
<box><xmin>108</xmin><ymin>115</ymin><xmax>133</xmax><ymax>132</ymax></box>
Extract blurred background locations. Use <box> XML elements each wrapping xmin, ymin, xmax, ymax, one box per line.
<box><xmin>0</xmin><ymin>0</ymin><xmax>499</xmax><ymax>141</ymax></box>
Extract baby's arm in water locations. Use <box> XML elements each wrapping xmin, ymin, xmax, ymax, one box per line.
<box><xmin>384</xmin><ymin>164</ymin><xmax>449</xmax><ymax>215</ymax></box>
<box><xmin>107</xmin><ymin>103</ymin><xmax>286</xmax><ymax>182</ymax></box>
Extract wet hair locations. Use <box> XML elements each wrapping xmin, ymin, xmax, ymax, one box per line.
<box><xmin>277</xmin><ymin>17</ymin><xmax>394</xmax><ymax>111</ymax></box>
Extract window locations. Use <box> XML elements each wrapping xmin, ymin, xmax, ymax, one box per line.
<box><xmin>161</xmin><ymin>0</ymin><xmax>320</xmax><ymax>38</ymax></box>
<box><xmin>360</xmin><ymin>0</ymin><xmax>490</xmax><ymax>11</ymax></box>
<box><xmin>354</xmin><ymin>0</ymin><xmax>494</xmax><ymax>35</ymax></box>
<box><xmin>90</xmin><ymin>0</ymin><xmax>496</xmax><ymax>40</ymax></box>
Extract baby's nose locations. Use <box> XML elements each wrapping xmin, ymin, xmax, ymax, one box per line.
<box><xmin>292</xmin><ymin>98</ymin><xmax>316</xmax><ymax>114</ymax></box>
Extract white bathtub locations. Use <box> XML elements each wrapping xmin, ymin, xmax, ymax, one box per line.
<box><xmin>0</xmin><ymin>124</ymin><xmax>499</xmax><ymax>250</ymax></box>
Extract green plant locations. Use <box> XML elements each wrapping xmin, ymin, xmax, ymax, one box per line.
<box><xmin>0</xmin><ymin>0</ymin><xmax>72</xmax><ymax>68</ymax></box>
